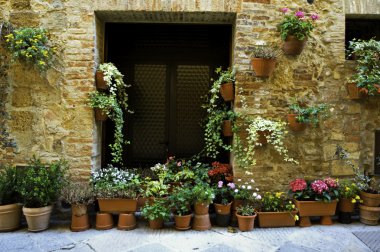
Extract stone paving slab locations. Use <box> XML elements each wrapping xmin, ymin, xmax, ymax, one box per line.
<box><xmin>353</xmin><ymin>231</ymin><xmax>380</xmax><ymax>252</ymax></box>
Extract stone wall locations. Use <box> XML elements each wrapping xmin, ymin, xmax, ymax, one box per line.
<box><xmin>345</xmin><ymin>0</ymin><xmax>380</xmax><ymax>15</ymax></box>
<box><xmin>0</xmin><ymin>0</ymin><xmax>379</xmax><ymax>190</ymax></box>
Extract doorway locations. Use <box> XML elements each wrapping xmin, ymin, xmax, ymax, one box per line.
<box><xmin>104</xmin><ymin>23</ymin><xmax>232</xmax><ymax>167</ymax></box>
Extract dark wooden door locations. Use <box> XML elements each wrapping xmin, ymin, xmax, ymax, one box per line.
<box><xmin>105</xmin><ymin>23</ymin><xmax>231</xmax><ymax>167</ymax></box>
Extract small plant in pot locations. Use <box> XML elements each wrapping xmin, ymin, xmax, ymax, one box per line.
<box><xmin>143</xmin><ymin>177</ymin><xmax>170</xmax><ymax>202</ymax></box>
<box><xmin>337</xmin><ymin>180</ymin><xmax>362</xmax><ymax>224</ymax></box>
<box><xmin>61</xmin><ymin>182</ymin><xmax>94</xmax><ymax>232</ymax></box>
<box><xmin>169</xmin><ymin>185</ymin><xmax>194</xmax><ymax>230</ymax></box>
<box><xmin>141</xmin><ymin>198</ymin><xmax>171</xmax><ymax>229</ymax></box>
<box><xmin>0</xmin><ymin>166</ymin><xmax>22</xmax><ymax>231</ymax></box>
<box><xmin>251</xmin><ymin>44</ymin><xmax>279</xmax><ymax>77</ymax></box>
<box><xmin>192</xmin><ymin>182</ymin><xmax>215</xmax><ymax>231</ymax></box>
<box><xmin>17</xmin><ymin>157</ymin><xmax>68</xmax><ymax>232</ymax></box>
<box><xmin>236</xmin><ymin>203</ymin><xmax>258</xmax><ymax>232</ymax></box>
<box><xmin>215</xmin><ymin>67</ymin><xmax>236</xmax><ymax>102</ymax></box>
<box><xmin>213</xmin><ymin>181</ymin><xmax>235</xmax><ymax>226</ymax></box>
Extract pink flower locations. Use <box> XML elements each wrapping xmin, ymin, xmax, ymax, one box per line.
<box><xmin>227</xmin><ymin>183</ymin><xmax>235</xmax><ymax>189</ymax></box>
<box><xmin>324</xmin><ymin>177</ymin><xmax>338</xmax><ymax>188</ymax></box>
<box><xmin>218</xmin><ymin>181</ymin><xmax>223</xmax><ymax>188</ymax></box>
<box><xmin>177</xmin><ymin>161</ymin><xmax>182</xmax><ymax>167</ymax></box>
<box><xmin>311</xmin><ymin>180</ymin><xmax>329</xmax><ymax>194</ymax></box>
<box><xmin>295</xmin><ymin>11</ymin><xmax>305</xmax><ymax>18</ymax></box>
<box><xmin>280</xmin><ymin>7</ymin><xmax>289</xmax><ymax>13</ymax></box>
<box><xmin>290</xmin><ymin>179</ymin><xmax>307</xmax><ymax>192</ymax></box>
<box><xmin>310</xmin><ymin>13</ymin><xmax>319</xmax><ymax>20</ymax></box>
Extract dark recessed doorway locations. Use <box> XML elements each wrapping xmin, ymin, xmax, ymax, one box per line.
<box><xmin>104</xmin><ymin>23</ymin><xmax>232</xmax><ymax>168</ymax></box>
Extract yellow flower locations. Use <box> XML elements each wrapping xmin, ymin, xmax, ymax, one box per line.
<box><xmin>294</xmin><ymin>215</ymin><xmax>299</xmax><ymax>221</ymax></box>
<box><xmin>16</xmin><ymin>40</ymin><xmax>23</xmax><ymax>45</ymax></box>
<box><xmin>345</xmin><ymin>187</ymin><xmax>350</xmax><ymax>191</ymax></box>
<box><xmin>275</xmin><ymin>192</ymin><xmax>283</xmax><ymax>198</ymax></box>
<box><xmin>355</xmin><ymin>195</ymin><xmax>360</xmax><ymax>200</ymax></box>
<box><xmin>351</xmin><ymin>199</ymin><xmax>356</xmax><ymax>203</ymax></box>
<box><xmin>292</xmin><ymin>204</ymin><xmax>295</xmax><ymax>209</ymax></box>
<box><xmin>38</xmin><ymin>61</ymin><xmax>45</xmax><ymax>65</ymax></box>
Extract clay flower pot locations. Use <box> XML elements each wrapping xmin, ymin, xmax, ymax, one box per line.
<box><xmin>219</xmin><ymin>82</ymin><xmax>234</xmax><ymax>102</ymax></box>
<box><xmin>283</xmin><ymin>35</ymin><xmax>307</xmax><ymax>55</ymax></box>
<box><xmin>222</xmin><ymin>120</ymin><xmax>233</xmax><ymax>137</ymax></box>
<box><xmin>94</xmin><ymin>108</ymin><xmax>108</xmax><ymax>122</ymax></box>
<box><xmin>214</xmin><ymin>202</ymin><xmax>232</xmax><ymax>215</ymax></box>
<box><xmin>23</xmin><ymin>205</ymin><xmax>53</xmax><ymax>232</ymax></box>
<box><xmin>360</xmin><ymin>191</ymin><xmax>380</xmax><ymax>207</ymax></box>
<box><xmin>257</xmin><ymin>130</ymin><xmax>271</xmax><ymax>145</ymax></box>
<box><xmin>97</xmin><ymin>198</ymin><xmax>138</xmax><ymax>213</ymax></box>
<box><xmin>95</xmin><ymin>71</ymin><xmax>108</xmax><ymax>90</ymax></box>
<box><xmin>251</xmin><ymin>58</ymin><xmax>276</xmax><ymax>77</ymax></box>
<box><xmin>287</xmin><ymin>114</ymin><xmax>307</xmax><ymax>132</ymax></box>
<box><xmin>0</xmin><ymin>203</ymin><xmax>22</xmax><ymax>231</ymax></box>
<box><xmin>71</xmin><ymin>204</ymin><xmax>90</xmax><ymax>232</ymax></box>
<box><xmin>118</xmin><ymin>213</ymin><xmax>136</xmax><ymax>230</ymax></box>
<box><xmin>346</xmin><ymin>83</ymin><xmax>365</xmax><ymax>100</ymax></box>
<box><xmin>295</xmin><ymin>200</ymin><xmax>337</xmax><ymax>227</ymax></box>
<box><xmin>338</xmin><ymin>198</ymin><xmax>355</xmax><ymax>213</ymax></box>
<box><xmin>148</xmin><ymin>218</ymin><xmax>164</xmax><ymax>229</ymax></box>
<box><xmin>359</xmin><ymin>204</ymin><xmax>380</xmax><ymax>225</ymax></box>
<box><xmin>192</xmin><ymin>214</ymin><xmax>211</xmax><ymax>231</ymax></box>
<box><xmin>258</xmin><ymin>211</ymin><xmax>296</xmax><ymax>228</ymax></box>
<box><xmin>96</xmin><ymin>212</ymin><xmax>113</xmax><ymax>230</ymax></box>
<box><xmin>174</xmin><ymin>214</ymin><xmax>192</xmax><ymax>230</ymax></box>
<box><xmin>194</xmin><ymin>202</ymin><xmax>209</xmax><ymax>215</ymax></box>
<box><xmin>236</xmin><ymin>213</ymin><xmax>257</xmax><ymax>232</ymax></box>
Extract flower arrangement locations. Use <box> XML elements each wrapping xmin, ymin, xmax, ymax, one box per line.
<box><xmin>208</xmin><ymin>162</ymin><xmax>233</xmax><ymax>183</ymax></box>
<box><xmin>214</xmin><ymin>181</ymin><xmax>235</xmax><ymax>205</ymax></box>
<box><xmin>289</xmin><ymin>177</ymin><xmax>340</xmax><ymax>202</ymax></box>
<box><xmin>91</xmin><ymin>165</ymin><xmax>142</xmax><ymax>199</ymax></box>
<box><xmin>233</xmin><ymin>174</ymin><xmax>261</xmax><ymax>201</ymax></box>
<box><xmin>278</xmin><ymin>8</ymin><xmax>319</xmax><ymax>41</ymax></box>
<box><xmin>289</xmin><ymin>100</ymin><xmax>329</xmax><ymax>127</ymax></box>
<box><xmin>338</xmin><ymin>180</ymin><xmax>362</xmax><ymax>204</ymax></box>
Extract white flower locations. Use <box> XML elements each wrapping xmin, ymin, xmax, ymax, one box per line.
<box><xmin>256</xmin><ymin>195</ymin><xmax>262</xmax><ymax>200</ymax></box>
<box><xmin>256</xmin><ymin>188</ymin><xmax>259</xmax><ymax>191</ymax></box>
<box><xmin>251</xmin><ymin>179</ymin><xmax>255</xmax><ymax>183</ymax></box>
<box><xmin>247</xmin><ymin>185</ymin><xmax>252</xmax><ymax>190</ymax></box>
<box><xmin>234</xmin><ymin>189</ymin><xmax>239</xmax><ymax>193</ymax></box>
<box><xmin>253</xmin><ymin>192</ymin><xmax>257</xmax><ymax>197</ymax></box>
<box><xmin>242</xmin><ymin>185</ymin><xmax>246</xmax><ymax>189</ymax></box>
<box><xmin>238</xmin><ymin>179</ymin><xmax>242</xmax><ymax>182</ymax></box>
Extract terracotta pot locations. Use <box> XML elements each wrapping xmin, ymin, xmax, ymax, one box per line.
<box><xmin>97</xmin><ymin>198</ymin><xmax>138</xmax><ymax>213</ymax></box>
<box><xmin>149</xmin><ymin>218</ymin><xmax>164</xmax><ymax>229</ymax></box>
<box><xmin>192</xmin><ymin>214</ymin><xmax>211</xmax><ymax>231</ymax></box>
<box><xmin>287</xmin><ymin>114</ymin><xmax>307</xmax><ymax>132</ymax></box>
<box><xmin>23</xmin><ymin>205</ymin><xmax>53</xmax><ymax>232</ymax></box>
<box><xmin>258</xmin><ymin>211</ymin><xmax>297</xmax><ymax>228</ymax></box>
<box><xmin>219</xmin><ymin>82</ymin><xmax>234</xmax><ymax>102</ymax></box>
<box><xmin>251</xmin><ymin>58</ymin><xmax>276</xmax><ymax>77</ymax></box>
<box><xmin>0</xmin><ymin>203</ymin><xmax>22</xmax><ymax>231</ymax></box>
<box><xmin>118</xmin><ymin>213</ymin><xmax>136</xmax><ymax>230</ymax></box>
<box><xmin>295</xmin><ymin>200</ymin><xmax>337</xmax><ymax>227</ymax></box>
<box><xmin>137</xmin><ymin>197</ymin><xmax>149</xmax><ymax>211</ymax></box>
<box><xmin>346</xmin><ymin>83</ymin><xmax>364</xmax><ymax>100</ymax></box>
<box><xmin>222</xmin><ymin>120</ymin><xmax>233</xmax><ymax>137</ymax></box>
<box><xmin>236</xmin><ymin>213</ymin><xmax>256</xmax><ymax>232</ymax></box>
<box><xmin>72</xmin><ymin>204</ymin><xmax>87</xmax><ymax>217</ymax></box>
<box><xmin>283</xmin><ymin>35</ymin><xmax>307</xmax><ymax>55</ymax></box>
<box><xmin>194</xmin><ymin>202</ymin><xmax>209</xmax><ymax>215</ymax></box>
<box><xmin>338</xmin><ymin>198</ymin><xmax>355</xmax><ymax>213</ymax></box>
<box><xmin>257</xmin><ymin>130</ymin><xmax>271</xmax><ymax>145</ymax></box>
<box><xmin>214</xmin><ymin>202</ymin><xmax>232</xmax><ymax>215</ymax></box>
<box><xmin>71</xmin><ymin>214</ymin><xmax>90</xmax><ymax>232</ymax></box>
<box><xmin>96</xmin><ymin>71</ymin><xmax>108</xmax><ymax>90</ymax></box>
<box><xmin>174</xmin><ymin>214</ymin><xmax>192</xmax><ymax>230</ymax></box>
<box><xmin>360</xmin><ymin>191</ymin><xmax>380</xmax><ymax>207</ymax></box>
<box><xmin>359</xmin><ymin>204</ymin><xmax>380</xmax><ymax>225</ymax></box>
<box><xmin>94</xmin><ymin>108</ymin><xmax>108</xmax><ymax>121</ymax></box>
<box><xmin>96</xmin><ymin>212</ymin><xmax>113</xmax><ymax>230</ymax></box>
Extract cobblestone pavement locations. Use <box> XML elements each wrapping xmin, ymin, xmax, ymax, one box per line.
<box><xmin>0</xmin><ymin>218</ymin><xmax>378</xmax><ymax>252</ymax></box>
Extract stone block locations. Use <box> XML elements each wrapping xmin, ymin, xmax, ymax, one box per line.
<box><xmin>9</xmin><ymin>11</ymin><xmax>39</xmax><ymax>27</ymax></box>
<box><xmin>331</xmin><ymin>160</ymin><xmax>355</xmax><ymax>176</ymax></box>
<box><xmin>10</xmin><ymin>0</ymin><xmax>30</xmax><ymax>10</ymax></box>
<box><xmin>11</xmin><ymin>87</ymin><xmax>33</xmax><ymax>107</ymax></box>
<box><xmin>9</xmin><ymin>111</ymin><xmax>33</xmax><ymax>131</ymax></box>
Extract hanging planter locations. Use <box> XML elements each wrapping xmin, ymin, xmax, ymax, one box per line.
<box><xmin>283</xmin><ymin>36</ymin><xmax>307</xmax><ymax>56</ymax></box>
<box><xmin>94</xmin><ymin>108</ymin><xmax>108</xmax><ymax>121</ymax></box>
<box><xmin>219</xmin><ymin>82</ymin><xmax>234</xmax><ymax>102</ymax></box>
<box><xmin>346</xmin><ymin>83</ymin><xmax>365</xmax><ymax>100</ymax></box>
<box><xmin>251</xmin><ymin>58</ymin><xmax>276</xmax><ymax>77</ymax></box>
<box><xmin>287</xmin><ymin>114</ymin><xmax>306</xmax><ymax>132</ymax></box>
<box><xmin>222</xmin><ymin>120</ymin><xmax>233</xmax><ymax>137</ymax></box>
<box><xmin>257</xmin><ymin>130</ymin><xmax>271</xmax><ymax>145</ymax></box>
<box><xmin>95</xmin><ymin>71</ymin><xmax>108</xmax><ymax>90</ymax></box>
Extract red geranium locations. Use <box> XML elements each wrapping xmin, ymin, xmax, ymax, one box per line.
<box><xmin>289</xmin><ymin>178</ymin><xmax>307</xmax><ymax>192</ymax></box>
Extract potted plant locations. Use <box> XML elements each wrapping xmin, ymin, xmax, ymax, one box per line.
<box><xmin>169</xmin><ymin>186</ymin><xmax>194</xmax><ymax>230</ymax></box>
<box><xmin>337</xmin><ymin>180</ymin><xmax>361</xmax><ymax>224</ymax></box>
<box><xmin>141</xmin><ymin>198</ymin><xmax>171</xmax><ymax>229</ymax></box>
<box><xmin>17</xmin><ymin>157</ymin><xmax>68</xmax><ymax>232</ymax></box>
<box><xmin>213</xmin><ymin>181</ymin><xmax>235</xmax><ymax>226</ymax></box>
<box><xmin>91</xmin><ymin>165</ymin><xmax>142</xmax><ymax>213</ymax></box>
<box><xmin>61</xmin><ymin>182</ymin><xmax>94</xmax><ymax>232</ymax></box>
<box><xmin>347</xmin><ymin>39</ymin><xmax>380</xmax><ymax>98</ymax></box>
<box><xmin>95</xmin><ymin>63</ymin><xmax>126</xmax><ymax>90</ymax></box>
<box><xmin>251</xmin><ymin>44</ymin><xmax>279</xmax><ymax>77</ymax></box>
<box><xmin>192</xmin><ymin>182</ymin><xmax>215</xmax><ymax>231</ymax></box>
<box><xmin>257</xmin><ymin>192</ymin><xmax>298</xmax><ymax>228</ymax></box>
<box><xmin>288</xmin><ymin>177</ymin><xmax>339</xmax><ymax>227</ymax></box>
<box><xmin>222</xmin><ymin>110</ymin><xmax>237</xmax><ymax>137</ymax></box>
<box><xmin>0</xmin><ymin>166</ymin><xmax>22</xmax><ymax>231</ymax></box>
<box><xmin>208</xmin><ymin>162</ymin><xmax>233</xmax><ymax>184</ymax></box>
<box><xmin>143</xmin><ymin>177</ymin><xmax>170</xmax><ymax>204</ymax></box>
<box><xmin>214</xmin><ymin>67</ymin><xmax>236</xmax><ymax>102</ymax></box>
<box><xmin>236</xmin><ymin>203</ymin><xmax>257</xmax><ymax>232</ymax></box>
<box><xmin>288</xmin><ymin>100</ymin><xmax>329</xmax><ymax>131</ymax></box>
<box><xmin>278</xmin><ymin>8</ymin><xmax>319</xmax><ymax>55</ymax></box>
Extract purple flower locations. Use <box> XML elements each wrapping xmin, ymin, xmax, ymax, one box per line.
<box><xmin>218</xmin><ymin>181</ymin><xmax>223</xmax><ymax>188</ymax></box>
<box><xmin>295</xmin><ymin>11</ymin><xmax>305</xmax><ymax>18</ymax></box>
<box><xmin>227</xmin><ymin>183</ymin><xmax>235</xmax><ymax>189</ymax></box>
<box><xmin>310</xmin><ymin>13</ymin><xmax>319</xmax><ymax>20</ymax></box>
<box><xmin>280</xmin><ymin>7</ymin><xmax>289</xmax><ymax>13</ymax></box>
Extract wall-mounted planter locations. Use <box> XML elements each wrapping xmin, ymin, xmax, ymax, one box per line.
<box><xmin>94</xmin><ymin>108</ymin><xmax>108</xmax><ymax>122</ymax></box>
<box><xmin>220</xmin><ymin>82</ymin><xmax>234</xmax><ymax>102</ymax></box>
<box><xmin>283</xmin><ymin>36</ymin><xmax>307</xmax><ymax>56</ymax></box>
<box><xmin>287</xmin><ymin>114</ymin><xmax>307</xmax><ymax>132</ymax></box>
<box><xmin>251</xmin><ymin>58</ymin><xmax>276</xmax><ymax>77</ymax></box>
<box><xmin>257</xmin><ymin>130</ymin><xmax>271</xmax><ymax>145</ymax></box>
<box><xmin>346</xmin><ymin>83</ymin><xmax>365</xmax><ymax>100</ymax></box>
<box><xmin>222</xmin><ymin>120</ymin><xmax>233</xmax><ymax>137</ymax></box>
<box><xmin>96</xmin><ymin>71</ymin><xmax>108</xmax><ymax>90</ymax></box>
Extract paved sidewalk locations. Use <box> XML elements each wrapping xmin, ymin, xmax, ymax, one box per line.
<box><xmin>0</xmin><ymin>218</ymin><xmax>378</xmax><ymax>252</ymax></box>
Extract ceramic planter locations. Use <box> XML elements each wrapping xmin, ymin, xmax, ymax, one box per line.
<box><xmin>346</xmin><ymin>83</ymin><xmax>365</xmax><ymax>100</ymax></box>
<box><xmin>95</xmin><ymin>71</ymin><xmax>108</xmax><ymax>90</ymax></box>
<box><xmin>236</xmin><ymin>213</ymin><xmax>257</xmax><ymax>232</ymax></box>
<box><xmin>295</xmin><ymin>200</ymin><xmax>337</xmax><ymax>227</ymax></box>
<box><xmin>287</xmin><ymin>114</ymin><xmax>307</xmax><ymax>132</ymax></box>
<box><xmin>283</xmin><ymin>35</ymin><xmax>307</xmax><ymax>55</ymax></box>
<box><xmin>149</xmin><ymin>218</ymin><xmax>164</xmax><ymax>229</ymax></box>
<box><xmin>118</xmin><ymin>213</ymin><xmax>136</xmax><ymax>230</ymax></box>
<box><xmin>360</xmin><ymin>191</ymin><xmax>380</xmax><ymax>207</ymax></box>
<box><xmin>94</xmin><ymin>108</ymin><xmax>108</xmax><ymax>121</ymax></box>
<box><xmin>96</xmin><ymin>212</ymin><xmax>113</xmax><ymax>230</ymax></box>
<box><xmin>258</xmin><ymin>211</ymin><xmax>296</xmax><ymax>228</ymax></box>
<box><xmin>71</xmin><ymin>204</ymin><xmax>89</xmax><ymax>232</ymax></box>
<box><xmin>251</xmin><ymin>58</ymin><xmax>276</xmax><ymax>77</ymax></box>
<box><xmin>174</xmin><ymin>214</ymin><xmax>192</xmax><ymax>230</ymax></box>
<box><xmin>222</xmin><ymin>120</ymin><xmax>233</xmax><ymax>137</ymax></box>
<box><xmin>194</xmin><ymin>202</ymin><xmax>209</xmax><ymax>215</ymax></box>
<box><xmin>23</xmin><ymin>205</ymin><xmax>53</xmax><ymax>232</ymax></box>
<box><xmin>0</xmin><ymin>203</ymin><xmax>22</xmax><ymax>231</ymax></box>
<box><xmin>219</xmin><ymin>82</ymin><xmax>234</xmax><ymax>102</ymax></box>
<box><xmin>359</xmin><ymin>205</ymin><xmax>380</xmax><ymax>225</ymax></box>
<box><xmin>192</xmin><ymin>214</ymin><xmax>211</xmax><ymax>231</ymax></box>
<box><xmin>97</xmin><ymin>198</ymin><xmax>138</xmax><ymax>213</ymax></box>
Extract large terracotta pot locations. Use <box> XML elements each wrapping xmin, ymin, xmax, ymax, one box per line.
<box><xmin>258</xmin><ymin>211</ymin><xmax>296</xmax><ymax>228</ymax></box>
<box><xmin>71</xmin><ymin>204</ymin><xmax>89</xmax><ymax>232</ymax></box>
<box><xmin>95</xmin><ymin>71</ymin><xmax>108</xmax><ymax>90</ymax></box>
<box><xmin>222</xmin><ymin>120</ymin><xmax>233</xmax><ymax>137</ymax></box>
<box><xmin>94</xmin><ymin>108</ymin><xmax>108</xmax><ymax>121</ymax></box>
<box><xmin>214</xmin><ymin>202</ymin><xmax>232</xmax><ymax>215</ymax></box>
<box><xmin>194</xmin><ymin>202</ymin><xmax>209</xmax><ymax>215</ymax></box>
<box><xmin>149</xmin><ymin>218</ymin><xmax>164</xmax><ymax>229</ymax></box>
<box><xmin>360</xmin><ymin>191</ymin><xmax>380</xmax><ymax>207</ymax></box>
<box><xmin>96</xmin><ymin>212</ymin><xmax>113</xmax><ymax>230</ymax></box>
<box><xmin>118</xmin><ymin>213</ymin><xmax>136</xmax><ymax>230</ymax></box>
<box><xmin>346</xmin><ymin>83</ymin><xmax>364</xmax><ymax>100</ymax></box>
<box><xmin>23</xmin><ymin>205</ymin><xmax>53</xmax><ymax>232</ymax></box>
<box><xmin>174</xmin><ymin>214</ymin><xmax>192</xmax><ymax>230</ymax></box>
<box><xmin>287</xmin><ymin>114</ymin><xmax>307</xmax><ymax>132</ymax></box>
<box><xmin>295</xmin><ymin>200</ymin><xmax>337</xmax><ymax>227</ymax></box>
<box><xmin>359</xmin><ymin>204</ymin><xmax>380</xmax><ymax>225</ymax></box>
<box><xmin>219</xmin><ymin>82</ymin><xmax>234</xmax><ymax>102</ymax></box>
<box><xmin>236</xmin><ymin>213</ymin><xmax>257</xmax><ymax>232</ymax></box>
<box><xmin>97</xmin><ymin>198</ymin><xmax>138</xmax><ymax>213</ymax></box>
<box><xmin>0</xmin><ymin>203</ymin><xmax>22</xmax><ymax>231</ymax></box>
<box><xmin>251</xmin><ymin>58</ymin><xmax>276</xmax><ymax>77</ymax></box>
<box><xmin>192</xmin><ymin>214</ymin><xmax>211</xmax><ymax>231</ymax></box>
<box><xmin>338</xmin><ymin>198</ymin><xmax>355</xmax><ymax>213</ymax></box>
<box><xmin>283</xmin><ymin>35</ymin><xmax>307</xmax><ymax>55</ymax></box>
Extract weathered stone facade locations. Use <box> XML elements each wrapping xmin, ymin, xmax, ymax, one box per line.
<box><xmin>0</xmin><ymin>0</ymin><xmax>379</xmax><ymax>188</ymax></box>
